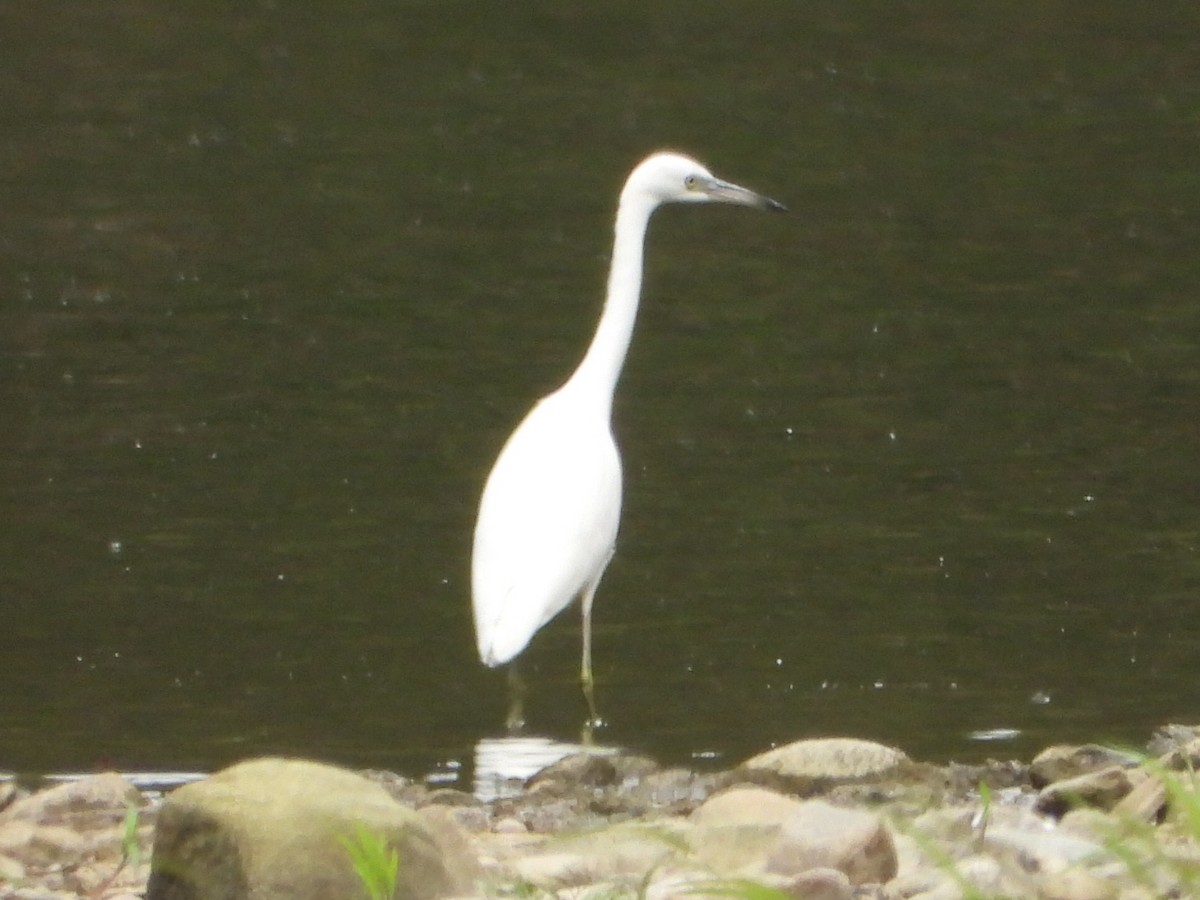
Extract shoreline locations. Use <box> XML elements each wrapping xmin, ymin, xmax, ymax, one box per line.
<box><xmin>2</xmin><ymin>725</ymin><xmax>1198</xmax><ymax>899</ymax></box>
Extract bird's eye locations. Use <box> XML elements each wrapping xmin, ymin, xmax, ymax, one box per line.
<box><xmin>684</xmin><ymin>174</ymin><xmax>699</xmax><ymax>190</ymax></box>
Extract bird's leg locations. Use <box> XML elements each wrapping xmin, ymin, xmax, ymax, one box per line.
<box><xmin>579</xmin><ymin>578</ymin><xmax>602</xmax><ymax>738</ymax></box>
<box><xmin>505</xmin><ymin>663</ymin><xmax>526</xmax><ymax>733</ymax></box>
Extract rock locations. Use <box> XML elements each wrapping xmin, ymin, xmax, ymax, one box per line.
<box><xmin>643</xmin><ymin>865</ymin><xmax>728</xmax><ymax>900</ymax></box>
<box><xmin>952</xmin><ymin>854</ymin><xmax>1009</xmax><ymax>896</ymax></box>
<box><xmin>1029</xmin><ymin>745</ymin><xmax>1136</xmax><ymax>788</ymax></box>
<box><xmin>1156</xmin><ymin>737</ymin><xmax>1200</xmax><ymax>771</ymax></box>
<box><xmin>1058</xmin><ymin>807</ymin><xmax>1120</xmax><ymax>843</ymax></box>
<box><xmin>415</xmin><ymin>803</ymin><xmax>486</xmax><ymax>885</ymax></box>
<box><xmin>497</xmin><ymin>795</ymin><xmax>602</xmax><ymax>834</ymax></box>
<box><xmin>420</xmin><ymin>787</ymin><xmax>479</xmax><ymax>808</ymax></box>
<box><xmin>1146</xmin><ymin>724</ymin><xmax>1200</xmax><ymax>757</ymax></box>
<box><xmin>982</xmin><ymin>822</ymin><xmax>1108</xmax><ymax>872</ymax></box>
<box><xmin>689</xmin><ymin>787</ymin><xmax>805</xmax><ymax>872</ymax></box>
<box><xmin>526</xmin><ymin>751</ymin><xmax>635</xmax><ymax>793</ymax></box>
<box><xmin>0</xmin><ymin>772</ymin><xmax>150</xmax><ymax>892</ymax></box>
<box><xmin>609</xmin><ymin>766</ymin><xmax>720</xmax><ymax>816</ymax></box>
<box><xmin>901</xmin><ymin>803</ymin><xmax>1115</xmax><ymax>896</ymax></box>
<box><xmin>691</xmin><ymin>786</ymin><xmax>804</xmax><ymax>828</ymax></box>
<box><xmin>493</xmin><ymin>816</ymin><xmax>527</xmax><ymax>834</ymax></box>
<box><xmin>0</xmin><ymin>820</ymin><xmax>36</xmax><ymax>854</ymax></box>
<box><xmin>739</xmin><ymin>738</ymin><xmax>909</xmax><ymax>793</ymax></box>
<box><xmin>781</xmin><ymin>866</ymin><xmax>853</xmax><ymax>900</ymax></box>
<box><xmin>0</xmin><ymin>780</ymin><xmax>19</xmax><ymax>814</ymax></box>
<box><xmin>1</xmin><ymin>817</ymin><xmax>126</xmax><ymax>871</ymax></box>
<box><xmin>145</xmin><ymin>757</ymin><xmax>478</xmax><ymax>900</ymax></box>
<box><xmin>439</xmin><ymin>802</ymin><xmax>491</xmax><ymax>834</ymax></box>
<box><xmin>28</xmin><ymin>824</ymin><xmax>89</xmax><ymax>863</ymax></box>
<box><xmin>1112</xmin><ymin>772</ymin><xmax>1167</xmax><ymax>823</ymax></box>
<box><xmin>1035</xmin><ymin>765</ymin><xmax>1134</xmax><ymax>817</ymax></box>
<box><xmin>1040</xmin><ymin>868</ymin><xmax>1120</xmax><ymax>900</ymax></box>
<box><xmin>886</xmin><ymin>858</ymin><xmax>948</xmax><ymax>900</ymax></box>
<box><xmin>511</xmin><ymin>821</ymin><xmax>680</xmax><ymax>890</ymax></box>
<box><xmin>0</xmin><ymin>773</ymin><xmax>141</xmax><ymax>831</ymax></box>
<box><xmin>905</xmin><ymin>878</ymin><xmax>963</xmax><ymax>900</ymax></box>
<box><xmin>361</xmin><ymin>769</ymin><xmax>430</xmax><ymax>808</ymax></box>
<box><xmin>510</xmin><ymin>848</ymin><xmax>593</xmax><ymax>886</ymax></box>
<box><xmin>765</xmin><ymin>798</ymin><xmax>897</xmax><ymax>885</ymax></box>
<box><xmin>0</xmin><ymin>852</ymin><xmax>25</xmax><ymax>881</ymax></box>
<box><xmin>66</xmin><ymin>851</ymin><xmax>153</xmax><ymax>898</ymax></box>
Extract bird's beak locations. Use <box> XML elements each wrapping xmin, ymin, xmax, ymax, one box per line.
<box><xmin>703</xmin><ymin>176</ymin><xmax>788</xmax><ymax>213</ymax></box>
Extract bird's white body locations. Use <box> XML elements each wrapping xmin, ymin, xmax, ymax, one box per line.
<box><xmin>472</xmin><ymin>384</ymin><xmax>621</xmax><ymax>667</ymax></box>
<box><xmin>470</xmin><ymin>151</ymin><xmax>781</xmax><ymax>722</ymax></box>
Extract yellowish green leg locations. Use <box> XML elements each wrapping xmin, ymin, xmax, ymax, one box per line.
<box><xmin>580</xmin><ymin>579</ymin><xmax>601</xmax><ymax>741</ymax></box>
<box><xmin>505</xmin><ymin>663</ymin><xmax>526</xmax><ymax>733</ymax></box>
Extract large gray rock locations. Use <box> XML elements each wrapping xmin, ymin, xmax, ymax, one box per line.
<box><xmin>146</xmin><ymin>757</ymin><xmax>478</xmax><ymax>900</ymax></box>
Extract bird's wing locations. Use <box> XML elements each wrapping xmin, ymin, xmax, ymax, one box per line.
<box><xmin>471</xmin><ymin>394</ymin><xmax>622</xmax><ymax>666</ymax></box>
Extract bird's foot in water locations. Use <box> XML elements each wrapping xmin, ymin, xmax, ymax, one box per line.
<box><xmin>580</xmin><ymin>714</ymin><xmax>607</xmax><ymax>746</ymax></box>
<box><xmin>504</xmin><ymin>665</ymin><xmax>527</xmax><ymax>732</ymax></box>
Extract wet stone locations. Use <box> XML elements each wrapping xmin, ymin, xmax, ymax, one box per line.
<box><xmin>1034</xmin><ymin>765</ymin><xmax>1135</xmax><ymax>817</ymax></box>
<box><xmin>1029</xmin><ymin>745</ymin><xmax>1137</xmax><ymax>789</ymax></box>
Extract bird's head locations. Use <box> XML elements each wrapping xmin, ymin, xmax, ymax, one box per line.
<box><xmin>623</xmin><ymin>151</ymin><xmax>786</xmax><ymax>213</ymax></box>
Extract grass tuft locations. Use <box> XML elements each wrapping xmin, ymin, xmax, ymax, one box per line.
<box><xmin>340</xmin><ymin>823</ymin><xmax>399</xmax><ymax>900</ymax></box>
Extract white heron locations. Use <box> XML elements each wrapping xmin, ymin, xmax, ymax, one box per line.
<box><xmin>471</xmin><ymin>151</ymin><xmax>784</xmax><ymax>729</ymax></box>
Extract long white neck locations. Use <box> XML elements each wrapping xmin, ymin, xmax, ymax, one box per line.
<box><xmin>563</xmin><ymin>189</ymin><xmax>657</xmax><ymax>418</ymax></box>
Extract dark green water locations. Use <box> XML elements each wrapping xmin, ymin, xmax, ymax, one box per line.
<box><xmin>2</xmin><ymin>1</ymin><xmax>1199</xmax><ymax>782</ymax></box>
